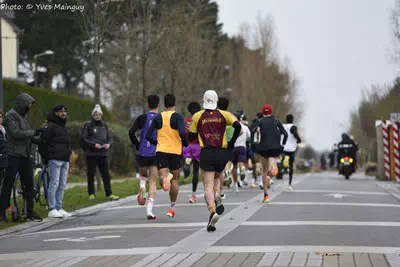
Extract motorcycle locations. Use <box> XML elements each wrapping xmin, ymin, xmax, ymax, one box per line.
<box><xmin>339</xmin><ymin>156</ymin><xmax>355</xmax><ymax>180</ymax></box>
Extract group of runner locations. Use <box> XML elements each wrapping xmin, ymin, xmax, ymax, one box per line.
<box><xmin>129</xmin><ymin>90</ymin><xmax>301</xmax><ymax>232</ymax></box>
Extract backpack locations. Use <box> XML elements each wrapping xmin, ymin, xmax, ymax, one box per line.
<box><xmin>36</xmin><ymin>123</ymin><xmax>49</xmax><ymax>165</ymax></box>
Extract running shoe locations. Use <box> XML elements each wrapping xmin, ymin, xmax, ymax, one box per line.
<box><xmin>147</xmin><ymin>213</ymin><xmax>156</xmax><ymax>220</ymax></box>
<box><xmin>270</xmin><ymin>178</ymin><xmax>274</xmax><ymax>185</ymax></box>
<box><xmin>207</xmin><ymin>212</ymin><xmax>219</xmax><ymax>232</ymax></box>
<box><xmin>166</xmin><ymin>209</ymin><xmax>175</xmax><ymax>218</ymax></box>
<box><xmin>162</xmin><ymin>173</ymin><xmax>174</xmax><ymax>191</ymax></box>
<box><xmin>89</xmin><ymin>194</ymin><xmax>96</xmax><ymax>200</ymax></box>
<box><xmin>137</xmin><ymin>188</ymin><xmax>147</xmax><ymax>206</ymax></box>
<box><xmin>220</xmin><ymin>192</ymin><xmax>226</xmax><ymax>200</ymax></box>
<box><xmin>250</xmin><ymin>182</ymin><xmax>257</xmax><ymax>189</ymax></box>
<box><xmin>215</xmin><ymin>197</ymin><xmax>225</xmax><ymax>215</ymax></box>
<box><xmin>189</xmin><ymin>196</ymin><xmax>197</xmax><ymax>204</ymax></box>
<box><xmin>108</xmin><ymin>195</ymin><xmax>120</xmax><ymax>201</ymax></box>
<box><xmin>58</xmin><ymin>209</ymin><xmax>72</xmax><ymax>218</ymax></box>
<box><xmin>287</xmin><ymin>185</ymin><xmax>293</xmax><ymax>191</ymax></box>
<box><xmin>263</xmin><ymin>196</ymin><xmax>271</xmax><ymax>203</ymax></box>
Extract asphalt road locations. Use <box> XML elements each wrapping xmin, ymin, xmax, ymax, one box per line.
<box><xmin>1</xmin><ymin>172</ymin><xmax>400</xmax><ymax>267</ymax></box>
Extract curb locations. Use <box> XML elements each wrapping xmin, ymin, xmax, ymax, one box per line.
<box><xmin>0</xmin><ymin>183</ymin><xmax>193</xmax><ymax>240</ymax></box>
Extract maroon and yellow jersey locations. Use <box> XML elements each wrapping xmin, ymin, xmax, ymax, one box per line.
<box><xmin>189</xmin><ymin>109</ymin><xmax>237</xmax><ymax>149</ymax></box>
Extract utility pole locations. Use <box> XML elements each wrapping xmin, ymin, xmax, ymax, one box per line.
<box><xmin>0</xmin><ymin>15</ymin><xmax>3</xmax><ymax>110</ymax></box>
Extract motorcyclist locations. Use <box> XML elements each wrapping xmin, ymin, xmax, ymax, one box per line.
<box><xmin>337</xmin><ymin>133</ymin><xmax>358</xmax><ymax>172</ymax></box>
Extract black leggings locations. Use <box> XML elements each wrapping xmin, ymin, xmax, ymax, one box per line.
<box><xmin>284</xmin><ymin>151</ymin><xmax>295</xmax><ymax>185</ymax></box>
<box><xmin>0</xmin><ymin>156</ymin><xmax>34</xmax><ymax>215</ymax></box>
<box><xmin>87</xmin><ymin>156</ymin><xmax>112</xmax><ymax>197</ymax></box>
<box><xmin>192</xmin><ymin>160</ymin><xmax>200</xmax><ymax>193</ymax></box>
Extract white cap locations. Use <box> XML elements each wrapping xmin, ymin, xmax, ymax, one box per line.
<box><xmin>92</xmin><ymin>104</ymin><xmax>103</xmax><ymax>115</ymax></box>
<box><xmin>203</xmin><ymin>90</ymin><xmax>218</xmax><ymax>110</ymax></box>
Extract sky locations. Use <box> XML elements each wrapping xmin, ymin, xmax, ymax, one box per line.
<box><xmin>215</xmin><ymin>0</ymin><xmax>399</xmax><ymax>150</ymax></box>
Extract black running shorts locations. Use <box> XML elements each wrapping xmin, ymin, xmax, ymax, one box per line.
<box><xmin>156</xmin><ymin>152</ymin><xmax>183</xmax><ymax>171</ymax></box>
<box><xmin>138</xmin><ymin>155</ymin><xmax>157</xmax><ymax>168</ymax></box>
<box><xmin>200</xmin><ymin>148</ymin><xmax>229</xmax><ymax>173</ymax></box>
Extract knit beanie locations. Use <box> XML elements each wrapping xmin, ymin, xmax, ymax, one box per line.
<box><xmin>92</xmin><ymin>104</ymin><xmax>103</xmax><ymax>116</ymax></box>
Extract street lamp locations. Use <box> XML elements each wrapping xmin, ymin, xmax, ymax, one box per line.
<box><xmin>34</xmin><ymin>50</ymin><xmax>54</xmax><ymax>88</ymax></box>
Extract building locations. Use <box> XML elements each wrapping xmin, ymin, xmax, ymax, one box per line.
<box><xmin>1</xmin><ymin>11</ymin><xmax>21</xmax><ymax>79</ymax></box>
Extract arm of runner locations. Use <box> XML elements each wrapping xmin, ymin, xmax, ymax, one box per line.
<box><xmin>129</xmin><ymin>114</ymin><xmax>145</xmax><ymax>148</ymax></box>
<box><xmin>176</xmin><ymin>114</ymin><xmax>188</xmax><ymax>147</ymax></box>
<box><xmin>188</xmin><ymin>112</ymin><xmax>199</xmax><ymax>142</ymax></box>
<box><xmin>229</xmin><ymin>121</ymin><xmax>242</xmax><ymax>148</ymax></box>
<box><xmin>146</xmin><ymin>115</ymin><xmax>161</xmax><ymax>145</ymax></box>
<box><xmin>278</xmin><ymin>120</ymin><xmax>288</xmax><ymax>146</ymax></box>
<box><xmin>290</xmin><ymin>125</ymin><xmax>302</xmax><ymax>143</ymax></box>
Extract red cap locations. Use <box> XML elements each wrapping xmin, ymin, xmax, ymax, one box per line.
<box><xmin>262</xmin><ymin>104</ymin><xmax>272</xmax><ymax>115</ymax></box>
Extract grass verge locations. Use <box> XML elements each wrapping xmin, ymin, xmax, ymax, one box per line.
<box><xmin>0</xmin><ymin>175</ymin><xmax>198</xmax><ymax>230</ymax></box>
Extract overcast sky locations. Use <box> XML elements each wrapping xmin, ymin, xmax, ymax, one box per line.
<box><xmin>215</xmin><ymin>0</ymin><xmax>399</xmax><ymax>150</ymax></box>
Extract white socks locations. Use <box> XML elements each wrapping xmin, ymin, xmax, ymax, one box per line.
<box><xmin>140</xmin><ymin>179</ymin><xmax>146</xmax><ymax>189</ymax></box>
<box><xmin>147</xmin><ymin>198</ymin><xmax>154</xmax><ymax>214</ymax></box>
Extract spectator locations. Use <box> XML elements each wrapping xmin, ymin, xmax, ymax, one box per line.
<box><xmin>81</xmin><ymin>104</ymin><xmax>119</xmax><ymax>201</ymax></box>
<box><xmin>0</xmin><ymin>110</ymin><xmax>7</xmax><ymax>192</ymax></box>
<box><xmin>0</xmin><ymin>93</ymin><xmax>42</xmax><ymax>223</ymax></box>
<box><xmin>41</xmin><ymin>105</ymin><xmax>72</xmax><ymax>218</ymax></box>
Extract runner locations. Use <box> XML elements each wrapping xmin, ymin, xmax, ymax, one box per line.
<box><xmin>182</xmin><ymin>102</ymin><xmax>202</xmax><ymax>204</ymax></box>
<box><xmin>250</xmin><ymin>112</ymin><xmax>264</xmax><ymax>188</ymax></box>
<box><xmin>129</xmin><ymin>95</ymin><xmax>160</xmax><ymax>219</ymax></box>
<box><xmin>216</xmin><ymin>97</ymin><xmax>233</xmax><ymax>198</ymax></box>
<box><xmin>282</xmin><ymin>114</ymin><xmax>302</xmax><ymax>191</ymax></box>
<box><xmin>189</xmin><ymin>90</ymin><xmax>241</xmax><ymax>232</ymax></box>
<box><xmin>232</xmin><ymin>111</ymin><xmax>251</xmax><ymax>191</ymax></box>
<box><xmin>253</xmin><ymin>104</ymin><xmax>288</xmax><ymax>203</ymax></box>
<box><xmin>146</xmin><ymin>94</ymin><xmax>188</xmax><ymax>218</ymax></box>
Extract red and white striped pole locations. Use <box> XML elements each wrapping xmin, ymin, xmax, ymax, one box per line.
<box><xmin>383</xmin><ymin>120</ymin><xmax>391</xmax><ymax>180</ymax></box>
<box><xmin>392</xmin><ymin>122</ymin><xmax>400</xmax><ymax>183</ymax></box>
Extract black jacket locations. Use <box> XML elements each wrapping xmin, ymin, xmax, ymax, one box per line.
<box><xmin>0</xmin><ymin>129</ymin><xmax>8</xmax><ymax>168</ymax></box>
<box><xmin>4</xmin><ymin>93</ymin><xmax>36</xmax><ymax>158</ymax></box>
<box><xmin>338</xmin><ymin>137</ymin><xmax>358</xmax><ymax>158</ymax></box>
<box><xmin>81</xmin><ymin>119</ymin><xmax>113</xmax><ymax>157</ymax></box>
<box><xmin>41</xmin><ymin>111</ymin><xmax>72</xmax><ymax>162</ymax></box>
<box><xmin>256</xmin><ymin>116</ymin><xmax>288</xmax><ymax>152</ymax></box>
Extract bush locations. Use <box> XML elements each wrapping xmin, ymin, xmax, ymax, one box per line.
<box><xmin>3</xmin><ymin>79</ymin><xmax>112</xmax><ymax>128</ymax></box>
<box><xmin>67</xmin><ymin>121</ymin><xmax>135</xmax><ymax>175</ymax></box>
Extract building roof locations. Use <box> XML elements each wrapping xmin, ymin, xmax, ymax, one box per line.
<box><xmin>0</xmin><ymin>11</ymin><xmax>22</xmax><ymax>35</ymax></box>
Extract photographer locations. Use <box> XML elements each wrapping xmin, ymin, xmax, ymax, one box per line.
<box><xmin>0</xmin><ymin>93</ymin><xmax>42</xmax><ymax>222</ymax></box>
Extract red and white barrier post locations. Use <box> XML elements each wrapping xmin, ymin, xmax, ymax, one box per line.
<box><xmin>392</xmin><ymin>122</ymin><xmax>400</xmax><ymax>183</ymax></box>
<box><xmin>383</xmin><ymin>120</ymin><xmax>391</xmax><ymax>180</ymax></box>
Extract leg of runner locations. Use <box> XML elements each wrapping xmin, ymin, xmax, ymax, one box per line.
<box><xmin>259</xmin><ymin>156</ymin><xmax>271</xmax><ymax>203</ymax></box>
<box><xmin>189</xmin><ymin>160</ymin><xmax>200</xmax><ymax>203</ymax></box>
<box><xmin>137</xmin><ymin>167</ymin><xmax>149</xmax><ymax>206</ymax></box>
<box><xmin>239</xmin><ymin>162</ymin><xmax>248</xmax><ymax>186</ymax></box>
<box><xmin>214</xmin><ymin>171</ymin><xmax>224</xmax><ymax>215</ymax></box>
<box><xmin>218</xmin><ymin>171</ymin><xmax>226</xmax><ymax>200</ymax></box>
<box><xmin>166</xmin><ymin>169</ymin><xmax>180</xmax><ymax>218</ymax></box>
<box><xmin>232</xmin><ymin>163</ymin><xmax>239</xmax><ymax>192</ymax></box>
<box><xmin>202</xmin><ymin>170</ymin><xmax>219</xmax><ymax>232</ymax></box>
<box><xmin>146</xmin><ymin>166</ymin><xmax>158</xmax><ymax>219</ymax></box>
<box><xmin>287</xmin><ymin>152</ymin><xmax>295</xmax><ymax>191</ymax></box>
<box><xmin>256</xmin><ymin>162</ymin><xmax>263</xmax><ymax>189</ymax></box>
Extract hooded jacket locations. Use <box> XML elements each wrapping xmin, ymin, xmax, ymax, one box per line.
<box><xmin>4</xmin><ymin>93</ymin><xmax>35</xmax><ymax>158</ymax></box>
<box><xmin>41</xmin><ymin>109</ymin><xmax>72</xmax><ymax>162</ymax></box>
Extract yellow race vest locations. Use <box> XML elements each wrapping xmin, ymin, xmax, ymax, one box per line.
<box><xmin>156</xmin><ymin>111</ymin><xmax>182</xmax><ymax>155</ymax></box>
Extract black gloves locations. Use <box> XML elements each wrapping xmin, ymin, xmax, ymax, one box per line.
<box><xmin>228</xmin><ymin>140</ymin><xmax>235</xmax><ymax>150</ymax></box>
<box><xmin>35</xmin><ymin>128</ymin><xmax>44</xmax><ymax>135</ymax></box>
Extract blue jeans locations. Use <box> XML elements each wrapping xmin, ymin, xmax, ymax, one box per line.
<box><xmin>48</xmin><ymin>160</ymin><xmax>69</xmax><ymax>211</ymax></box>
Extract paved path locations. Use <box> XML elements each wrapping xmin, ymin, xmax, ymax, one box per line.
<box><xmin>1</xmin><ymin>172</ymin><xmax>400</xmax><ymax>266</ymax></box>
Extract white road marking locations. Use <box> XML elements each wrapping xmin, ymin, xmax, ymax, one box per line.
<box><xmin>0</xmin><ymin>247</ymin><xmax>169</xmax><ymax>260</ymax></box>
<box><xmin>43</xmin><ymin>238</ymin><xmax>71</xmax><ymax>242</ymax></box>
<box><xmin>269</xmin><ymin>202</ymin><xmax>400</xmax><ymax>208</ymax></box>
<box><xmin>206</xmin><ymin>246</ymin><xmax>400</xmax><ymax>254</ymax></box>
<box><xmin>21</xmin><ymin>223</ymin><xmax>206</xmax><ymax>236</ymax></box>
<box><xmin>291</xmin><ymin>189</ymin><xmax>387</xmax><ymax>196</ymax></box>
<box><xmin>44</xmin><ymin>235</ymin><xmax>121</xmax><ymax>242</ymax></box>
<box><xmin>167</xmin><ymin>229</ymin><xmax>198</xmax><ymax>232</ymax></box>
<box><xmin>324</xmin><ymin>193</ymin><xmax>351</xmax><ymax>198</ymax></box>
<box><xmin>105</xmin><ymin>202</ymin><xmax>243</xmax><ymax>210</ymax></box>
<box><xmin>241</xmin><ymin>221</ymin><xmax>400</xmax><ymax>227</ymax></box>
<box><xmin>83</xmin><ymin>230</ymin><xmax>126</xmax><ymax>234</ymax></box>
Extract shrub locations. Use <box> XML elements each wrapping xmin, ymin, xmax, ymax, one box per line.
<box><xmin>67</xmin><ymin>121</ymin><xmax>135</xmax><ymax>175</ymax></box>
<box><xmin>3</xmin><ymin>79</ymin><xmax>112</xmax><ymax>128</ymax></box>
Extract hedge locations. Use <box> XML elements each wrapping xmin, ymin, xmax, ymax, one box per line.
<box><xmin>68</xmin><ymin>121</ymin><xmax>135</xmax><ymax>175</ymax></box>
<box><xmin>3</xmin><ymin>79</ymin><xmax>112</xmax><ymax>128</ymax></box>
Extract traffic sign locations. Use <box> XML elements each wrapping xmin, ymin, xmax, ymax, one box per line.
<box><xmin>390</xmin><ymin>113</ymin><xmax>400</xmax><ymax>122</ymax></box>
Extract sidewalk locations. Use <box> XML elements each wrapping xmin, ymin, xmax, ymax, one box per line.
<box><xmin>375</xmin><ymin>180</ymin><xmax>400</xmax><ymax>201</ymax></box>
<box><xmin>0</xmin><ymin>252</ymin><xmax>396</xmax><ymax>267</ymax></box>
